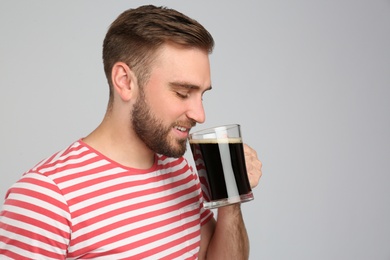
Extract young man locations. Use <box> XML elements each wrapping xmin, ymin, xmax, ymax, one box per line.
<box><xmin>0</xmin><ymin>5</ymin><xmax>262</xmax><ymax>259</ymax></box>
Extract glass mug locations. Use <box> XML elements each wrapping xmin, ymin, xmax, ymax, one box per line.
<box><xmin>189</xmin><ymin>124</ymin><xmax>254</xmax><ymax>209</ymax></box>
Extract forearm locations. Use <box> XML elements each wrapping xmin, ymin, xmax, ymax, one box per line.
<box><xmin>205</xmin><ymin>204</ymin><xmax>249</xmax><ymax>260</ymax></box>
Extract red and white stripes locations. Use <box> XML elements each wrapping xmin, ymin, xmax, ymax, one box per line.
<box><xmin>0</xmin><ymin>140</ymin><xmax>213</xmax><ymax>259</ymax></box>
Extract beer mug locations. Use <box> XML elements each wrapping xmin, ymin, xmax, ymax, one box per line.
<box><xmin>189</xmin><ymin>124</ymin><xmax>254</xmax><ymax>209</ymax></box>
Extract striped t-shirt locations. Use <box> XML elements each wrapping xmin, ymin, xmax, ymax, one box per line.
<box><xmin>0</xmin><ymin>140</ymin><xmax>213</xmax><ymax>259</ymax></box>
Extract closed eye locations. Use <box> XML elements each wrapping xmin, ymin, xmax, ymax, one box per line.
<box><xmin>176</xmin><ymin>91</ymin><xmax>190</xmax><ymax>99</ymax></box>
<box><xmin>170</xmin><ymin>81</ymin><xmax>212</xmax><ymax>100</ymax></box>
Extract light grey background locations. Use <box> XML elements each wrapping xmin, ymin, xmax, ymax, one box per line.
<box><xmin>1</xmin><ymin>1</ymin><xmax>389</xmax><ymax>259</ymax></box>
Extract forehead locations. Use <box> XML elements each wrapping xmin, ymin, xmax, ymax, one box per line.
<box><xmin>150</xmin><ymin>43</ymin><xmax>212</xmax><ymax>89</ymax></box>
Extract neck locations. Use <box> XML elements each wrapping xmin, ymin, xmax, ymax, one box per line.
<box><xmin>83</xmin><ymin>112</ymin><xmax>155</xmax><ymax>169</ymax></box>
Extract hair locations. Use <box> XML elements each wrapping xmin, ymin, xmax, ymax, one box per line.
<box><xmin>102</xmin><ymin>5</ymin><xmax>215</xmax><ymax>107</ymax></box>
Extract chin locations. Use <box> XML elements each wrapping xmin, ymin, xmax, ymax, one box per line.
<box><xmin>167</xmin><ymin>144</ymin><xmax>187</xmax><ymax>158</ymax></box>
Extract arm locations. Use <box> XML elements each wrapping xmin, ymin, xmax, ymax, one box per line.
<box><xmin>199</xmin><ymin>204</ymin><xmax>249</xmax><ymax>260</ymax></box>
<box><xmin>199</xmin><ymin>144</ymin><xmax>262</xmax><ymax>260</ymax></box>
<box><xmin>198</xmin><ymin>143</ymin><xmax>262</xmax><ymax>259</ymax></box>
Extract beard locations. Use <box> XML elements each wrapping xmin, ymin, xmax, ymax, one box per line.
<box><xmin>131</xmin><ymin>89</ymin><xmax>193</xmax><ymax>158</ymax></box>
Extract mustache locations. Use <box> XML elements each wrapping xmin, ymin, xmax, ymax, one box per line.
<box><xmin>174</xmin><ymin>119</ymin><xmax>196</xmax><ymax>129</ymax></box>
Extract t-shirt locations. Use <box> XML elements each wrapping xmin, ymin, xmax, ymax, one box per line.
<box><xmin>0</xmin><ymin>140</ymin><xmax>213</xmax><ymax>259</ymax></box>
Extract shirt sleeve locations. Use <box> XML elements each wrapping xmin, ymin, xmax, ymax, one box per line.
<box><xmin>0</xmin><ymin>172</ymin><xmax>71</xmax><ymax>260</ymax></box>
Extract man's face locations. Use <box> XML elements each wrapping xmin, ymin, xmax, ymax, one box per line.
<box><xmin>131</xmin><ymin>44</ymin><xmax>212</xmax><ymax>158</ymax></box>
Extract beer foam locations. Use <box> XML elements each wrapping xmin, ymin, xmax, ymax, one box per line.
<box><xmin>189</xmin><ymin>137</ymin><xmax>242</xmax><ymax>144</ymax></box>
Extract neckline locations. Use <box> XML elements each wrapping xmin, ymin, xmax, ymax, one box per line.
<box><xmin>78</xmin><ymin>138</ymin><xmax>159</xmax><ymax>173</ymax></box>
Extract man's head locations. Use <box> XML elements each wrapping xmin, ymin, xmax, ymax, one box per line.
<box><xmin>103</xmin><ymin>5</ymin><xmax>214</xmax><ymax>108</ymax></box>
<box><xmin>102</xmin><ymin>5</ymin><xmax>214</xmax><ymax>158</ymax></box>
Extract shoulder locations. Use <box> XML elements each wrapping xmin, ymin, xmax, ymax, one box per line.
<box><xmin>26</xmin><ymin>140</ymin><xmax>89</xmax><ymax>175</ymax></box>
<box><xmin>19</xmin><ymin>140</ymin><xmax>110</xmax><ymax>197</ymax></box>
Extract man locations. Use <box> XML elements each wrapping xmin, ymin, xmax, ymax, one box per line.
<box><xmin>0</xmin><ymin>5</ymin><xmax>262</xmax><ymax>259</ymax></box>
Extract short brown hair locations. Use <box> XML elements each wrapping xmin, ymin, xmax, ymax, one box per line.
<box><xmin>103</xmin><ymin>5</ymin><xmax>214</xmax><ymax>106</ymax></box>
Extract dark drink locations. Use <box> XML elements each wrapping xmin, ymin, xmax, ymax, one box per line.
<box><xmin>190</xmin><ymin>137</ymin><xmax>253</xmax><ymax>208</ymax></box>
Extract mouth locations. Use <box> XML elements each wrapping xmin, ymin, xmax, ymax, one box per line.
<box><xmin>174</xmin><ymin>125</ymin><xmax>190</xmax><ymax>133</ymax></box>
<box><xmin>173</xmin><ymin>121</ymin><xmax>196</xmax><ymax>137</ymax></box>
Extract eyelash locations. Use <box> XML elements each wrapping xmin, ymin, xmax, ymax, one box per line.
<box><xmin>176</xmin><ymin>92</ymin><xmax>190</xmax><ymax>99</ymax></box>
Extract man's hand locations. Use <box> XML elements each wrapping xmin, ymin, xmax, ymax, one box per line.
<box><xmin>243</xmin><ymin>144</ymin><xmax>262</xmax><ymax>188</ymax></box>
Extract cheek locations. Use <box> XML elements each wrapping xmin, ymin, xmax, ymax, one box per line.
<box><xmin>143</xmin><ymin>80</ymin><xmax>186</xmax><ymax>121</ymax></box>
<box><xmin>146</xmin><ymin>91</ymin><xmax>182</xmax><ymax>121</ymax></box>
<box><xmin>157</xmin><ymin>99</ymin><xmax>183</xmax><ymax>121</ymax></box>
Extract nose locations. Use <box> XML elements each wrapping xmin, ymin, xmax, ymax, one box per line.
<box><xmin>186</xmin><ymin>97</ymin><xmax>206</xmax><ymax>124</ymax></box>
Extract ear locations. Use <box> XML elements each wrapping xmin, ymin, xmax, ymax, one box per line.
<box><xmin>111</xmin><ymin>62</ymin><xmax>137</xmax><ymax>102</ymax></box>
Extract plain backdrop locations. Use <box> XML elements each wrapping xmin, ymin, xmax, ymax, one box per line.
<box><xmin>1</xmin><ymin>1</ymin><xmax>389</xmax><ymax>259</ymax></box>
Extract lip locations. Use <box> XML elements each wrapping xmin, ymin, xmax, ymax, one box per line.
<box><xmin>173</xmin><ymin>126</ymin><xmax>191</xmax><ymax>138</ymax></box>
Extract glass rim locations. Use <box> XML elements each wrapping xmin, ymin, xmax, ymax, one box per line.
<box><xmin>189</xmin><ymin>123</ymin><xmax>240</xmax><ymax>138</ymax></box>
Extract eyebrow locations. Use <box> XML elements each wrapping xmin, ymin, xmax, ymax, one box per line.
<box><xmin>169</xmin><ymin>81</ymin><xmax>213</xmax><ymax>92</ymax></box>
